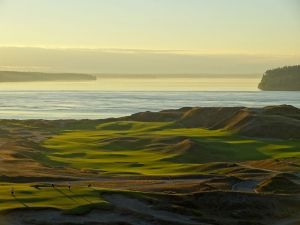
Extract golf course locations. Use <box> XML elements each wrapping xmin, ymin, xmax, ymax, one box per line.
<box><xmin>0</xmin><ymin>106</ymin><xmax>299</xmax><ymax>225</ymax></box>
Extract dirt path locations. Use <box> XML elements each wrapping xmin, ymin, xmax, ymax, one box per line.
<box><xmin>103</xmin><ymin>193</ymin><xmax>204</xmax><ymax>225</ymax></box>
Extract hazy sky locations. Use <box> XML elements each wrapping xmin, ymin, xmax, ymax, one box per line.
<box><xmin>0</xmin><ymin>0</ymin><xmax>299</xmax><ymax>73</ymax></box>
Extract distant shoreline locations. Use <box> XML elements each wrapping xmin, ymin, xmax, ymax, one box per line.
<box><xmin>0</xmin><ymin>71</ymin><xmax>96</xmax><ymax>82</ymax></box>
<box><xmin>95</xmin><ymin>73</ymin><xmax>261</xmax><ymax>79</ymax></box>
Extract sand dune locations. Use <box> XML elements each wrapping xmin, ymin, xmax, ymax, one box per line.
<box><xmin>119</xmin><ymin>105</ymin><xmax>300</xmax><ymax>139</ymax></box>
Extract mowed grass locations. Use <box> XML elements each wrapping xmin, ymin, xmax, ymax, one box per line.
<box><xmin>42</xmin><ymin>121</ymin><xmax>300</xmax><ymax>176</ymax></box>
<box><xmin>0</xmin><ymin>183</ymin><xmax>109</xmax><ymax>214</ymax></box>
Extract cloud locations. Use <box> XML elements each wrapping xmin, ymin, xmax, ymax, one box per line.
<box><xmin>0</xmin><ymin>47</ymin><xmax>299</xmax><ymax>74</ymax></box>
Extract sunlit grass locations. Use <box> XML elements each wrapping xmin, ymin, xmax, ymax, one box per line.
<box><xmin>42</xmin><ymin>121</ymin><xmax>300</xmax><ymax>176</ymax></box>
<box><xmin>0</xmin><ymin>183</ymin><xmax>109</xmax><ymax>213</ymax></box>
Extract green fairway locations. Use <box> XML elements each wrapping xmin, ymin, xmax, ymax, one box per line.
<box><xmin>42</xmin><ymin>121</ymin><xmax>300</xmax><ymax>176</ymax></box>
<box><xmin>0</xmin><ymin>183</ymin><xmax>109</xmax><ymax>213</ymax></box>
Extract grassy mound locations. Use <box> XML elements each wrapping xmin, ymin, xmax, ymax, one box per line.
<box><xmin>256</xmin><ymin>174</ymin><xmax>300</xmax><ymax>194</ymax></box>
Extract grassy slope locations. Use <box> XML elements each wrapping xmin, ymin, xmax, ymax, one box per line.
<box><xmin>42</xmin><ymin>121</ymin><xmax>300</xmax><ymax>176</ymax></box>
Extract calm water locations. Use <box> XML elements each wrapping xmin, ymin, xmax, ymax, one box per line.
<box><xmin>0</xmin><ymin>91</ymin><xmax>299</xmax><ymax>119</ymax></box>
<box><xmin>0</xmin><ymin>78</ymin><xmax>260</xmax><ymax>91</ymax></box>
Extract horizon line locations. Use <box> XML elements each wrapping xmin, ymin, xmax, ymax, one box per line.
<box><xmin>0</xmin><ymin>45</ymin><xmax>299</xmax><ymax>57</ymax></box>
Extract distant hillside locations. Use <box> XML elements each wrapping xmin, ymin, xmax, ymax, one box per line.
<box><xmin>258</xmin><ymin>65</ymin><xmax>300</xmax><ymax>91</ymax></box>
<box><xmin>0</xmin><ymin>71</ymin><xmax>96</xmax><ymax>82</ymax></box>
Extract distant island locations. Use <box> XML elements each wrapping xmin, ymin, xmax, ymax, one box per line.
<box><xmin>0</xmin><ymin>71</ymin><xmax>96</xmax><ymax>82</ymax></box>
<box><xmin>258</xmin><ymin>65</ymin><xmax>300</xmax><ymax>91</ymax></box>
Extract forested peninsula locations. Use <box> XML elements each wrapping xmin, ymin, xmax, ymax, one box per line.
<box><xmin>258</xmin><ymin>65</ymin><xmax>300</xmax><ymax>91</ymax></box>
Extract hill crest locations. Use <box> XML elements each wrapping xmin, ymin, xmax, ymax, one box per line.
<box><xmin>116</xmin><ymin>105</ymin><xmax>300</xmax><ymax>139</ymax></box>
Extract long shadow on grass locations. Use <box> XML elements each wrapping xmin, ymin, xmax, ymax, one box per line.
<box><xmin>13</xmin><ymin>196</ymin><xmax>29</xmax><ymax>208</ymax></box>
<box><xmin>69</xmin><ymin>189</ymin><xmax>93</xmax><ymax>204</ymax></box>
<box><xmin>54</xmin><ymin>188</ymin><xmax>79</xmax><ymax>203</ymax></box>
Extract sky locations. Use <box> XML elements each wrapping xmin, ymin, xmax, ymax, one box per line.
<box><xmin>0</xmin><ymin>0</ymin><xmax>299</xmax><ymax>74</ymax></box>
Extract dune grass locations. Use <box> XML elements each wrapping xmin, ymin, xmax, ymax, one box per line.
<box><xmin>41</xmin><ymin>121</ymin><xmax>300</xmax><ymax>176</ymax></box>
